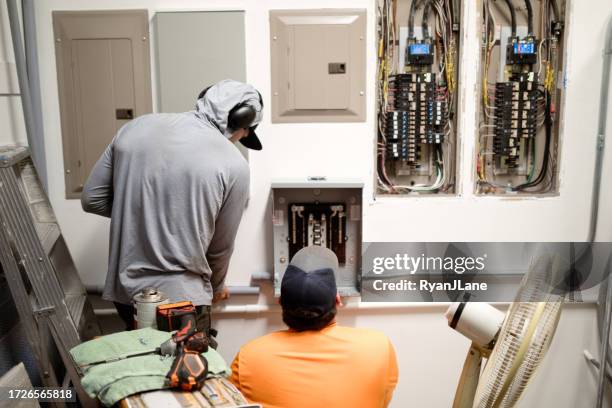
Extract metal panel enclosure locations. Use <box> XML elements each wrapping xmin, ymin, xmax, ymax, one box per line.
<box><xmin>154</xmin><ymin>11</ymin><xmax>248</xmax><ymax>159</ymax></box>
<box><xmin>271</xmin><ymin>179</ymin><xmax>363</xmax><ymax>296</ymax></box>
<box><xmin>270</xmin><ymin>9</ymin><xmax>366</xmax><ymax>123</ymax></box>
<box><xmin>474</xmin><ymin>0</ymin><xmax>568</xmax><ymax>196</ymax></box>
<box><xmin>53</xmin><ymin>10</ymin><xmax>152</xmax><ymax>198</ymax></box>
<box><xmin>154</xmin><ymin>11</ymin><xmax>246</xmax><ymax>113</ymax></box>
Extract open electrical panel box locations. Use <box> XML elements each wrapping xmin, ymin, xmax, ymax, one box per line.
<box><xmin>271</xmin><ymin>179</ymin><xmax>363</xmax><ymax>296</ymax></box>
<box><xmin>376</xmin><ymin>0</ymin><xmax>462</xmax><ymax>196</ymax></box>
<box><xmin>475</xmin><ymin>0</ymin><xmax>567</xmax><ymax>195</ymax></box>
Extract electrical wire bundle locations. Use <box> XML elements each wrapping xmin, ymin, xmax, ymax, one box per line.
<box><xmin>477</xmin><ymin>0</ymin><xmax>563</xmax><ymax>194</ymax></box>
<box><xmin>377</xmin><ymin>0</ymin><xmax>458</xmax><ymax>194</ymax></box>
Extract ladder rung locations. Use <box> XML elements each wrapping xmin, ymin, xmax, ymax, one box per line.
<box><xmin>38</xmin><ymin>224</ymin><xmax>61</xmax><ymax>255</ymax></box>
<box><xmin>66</xmin><ymin>294</ymin><xmax>87</xmax><ymax>327</ymax></box>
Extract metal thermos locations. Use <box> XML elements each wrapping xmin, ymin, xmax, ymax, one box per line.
<box><xmin>133</xmin><ymin>287</ymin><xmax>169</xmax><ymax>329</ymax></box>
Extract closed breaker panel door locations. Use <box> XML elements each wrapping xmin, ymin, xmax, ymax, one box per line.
<box><xmin>293</xmin><ymin>25</ymin><xmax>350</xmax><ymax>110</ymax></box>
<box><xmin>270</xmin><ymin>9</ymin><xmax>366</xmax><ymax>123</ymax></box>
<box><xmin>71</xmin><ymin>39</ymin><xmax>135</xmax><ymax>184</ymax></box>
<box><xmin>155</xmin><ymin>11</ymin><xmax>246</xmax><ymax>113</ymax></box>
<box><xmin>154</xmin><ymin>11</ymin><xmax>248</xmax><ymax>159</ymax></box>
<box><xmin>53</xmin><ymin>10</ymin><xmax>152</xmax><ymax>198</ymax></box>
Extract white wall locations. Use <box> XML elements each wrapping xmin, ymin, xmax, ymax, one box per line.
<box><xmin>1</xmin><ymin>0</ymin><xmax>612</xmax><ymax>406</ymax></box>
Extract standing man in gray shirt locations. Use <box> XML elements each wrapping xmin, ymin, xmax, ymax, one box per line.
<box><xmin>81</xmin><ymin>80</ymin><xmax>262</xmax><ymax>339</ymax></box>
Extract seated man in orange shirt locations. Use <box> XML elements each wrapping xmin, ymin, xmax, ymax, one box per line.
<box><xmin>230</xmin><ymin>246</ymin><xmax>399</xmax><ymax>408</ymax></box>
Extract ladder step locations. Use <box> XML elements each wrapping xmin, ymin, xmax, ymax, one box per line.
<box><xmin>38</xmin><ymin>223</ymin><xmax>61</xmax><ymax>255</ymax></box>
<box><xmin>65</xmin><ymin>294</ymin><xmax>86</xmax><ymax>327</ymax></box>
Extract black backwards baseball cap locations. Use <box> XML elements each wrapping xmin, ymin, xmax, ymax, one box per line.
<box><xmin>280</xmin><ymin>246</ymin><xmax>339</xmax><ymax>330</ymax></box>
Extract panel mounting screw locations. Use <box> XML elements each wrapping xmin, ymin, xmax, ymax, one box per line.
<box><xmin>66</xmin><ymin>169</ymin><xmax>71</xmax><ymax>174</ymax></box>
<box><xmin>273</xmin><ymin>36</ymin><xmax>277</xmax><ymax>40</ymax></box>
<box><xmin>274</xmin><ymin>92</ymin><xmax>278</xmax><ymax>96</ymax></box>
<box><xmin>360</xmin><ymin>36</ymin><xmax>364</xmax><ymax>40</ymax></box>
<box><xmin>280</xmin><ymin>257</ymin><xmax>286</xmax><ymax>263</ymax></box>
<box><xmin>142</xmin><ymin>36</ymin><xmax>147</xmax><ymax>41</ymax></box>
<box><xmin>359</xmin><ymin>91</ymin><xmax>364</xmax><ymax>96</ymax></box>
<box><xmin>56</xmin><ymin>38</ymin><xmax>61</xmax><ymax>42</ymax></box>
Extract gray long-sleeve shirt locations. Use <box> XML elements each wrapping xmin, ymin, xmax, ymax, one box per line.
<box><xmin>82</xmin><ymin>80</ymin><xmax>258</xmax><ymax>305</ymax></box>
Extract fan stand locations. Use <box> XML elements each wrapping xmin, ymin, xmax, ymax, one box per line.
<box><xmin>453</xmin><ymin>343</ymin><xmax>486</xmax><ymax>408</ymax></box>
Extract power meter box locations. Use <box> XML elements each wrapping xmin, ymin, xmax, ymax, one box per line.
<box><xmin>506</xmin><ymin>37</ymin><xmax>537</xmax><ymax>65</ymax></box>
<box><xmin>406</xmin><ymin>41</ymin><xmax>434</xmax><ymax>65</ymax></box>
<box><xmin>271</xmin><ymin>178</ymin><xmax>363</xmax><ymax>297</ymax></box>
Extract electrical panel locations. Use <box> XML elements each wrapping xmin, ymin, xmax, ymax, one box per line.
<box><xmin>53</xmin><ymin>10</ymin><xmax>152</xmax><ymax>199</ymax></box>
<box><xmin>476</xmin><ymin>0</ymin><xmax>566</xmax><ymax>195</ymax></box>
<box><xmin>269</xmin><ymin>9</ymin><xmax>366</xmax><ymax>123</ymax></box>
<box><xmin>271</xmin><ymin>179</ymin><xmax>362</xmax><ymax>296</ymax></box>
<box><xmin>376</xmin><ymin>0</ymin><xmax>461</xmax><ymax>195</ymax></box>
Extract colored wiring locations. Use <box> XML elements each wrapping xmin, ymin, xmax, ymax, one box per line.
<box><xmin>477</xmin><ymin>0</ymin><xmax>563</xmax><ymax>194</ymax></box>
<box><xmin>377</xmin><ymin>0</ymin><xmax>457</xmax><ymax>194</ymax></box>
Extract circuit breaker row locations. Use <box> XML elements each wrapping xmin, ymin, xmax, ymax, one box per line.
<box><xmin>386</xmin><ymin>73</ymin><xmax>446</xmax><ymax>166</ymax></box>
<box><xmin>493</xmin><ymin>74</ymin><xmax>538</xmax><ymax>168</ymax></box>
<box><xmin>289</xmin><ymin>203</ymin><xmax>347</xmax><ymax>263</ymax></box>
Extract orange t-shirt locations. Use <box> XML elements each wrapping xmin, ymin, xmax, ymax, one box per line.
<box><xmin>230</xmin><ymin>322</ymin><xmax>398</xmax><ymax>408</ymax></box>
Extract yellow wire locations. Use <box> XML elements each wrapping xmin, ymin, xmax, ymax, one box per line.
<box><xmin>545</xmin><ymin>62</ymin><xmax>555</xmax><ymax>92</ymax></box>
<box><xmin>445</xmin><ymin>44</ymin><xmax>456</xmax><ymax>93</ymax></box>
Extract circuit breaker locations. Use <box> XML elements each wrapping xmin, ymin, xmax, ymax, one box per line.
<box><xmin>375</xmin><ymin>0</ymin><xmax>461</xmax><ymax>195</ymax></box>
<box><xmin>271</xmin><ymin>179</ymin><xmax>362</xmax><ymax>296</ymax></box>
<box><xmin>475</xmin><ymin>0</ymin><xmax>566</xmax><ymax>195</ymax></box>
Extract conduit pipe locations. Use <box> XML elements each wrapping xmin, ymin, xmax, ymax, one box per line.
<box><xmin>6</xmin><ymin>0</ymin><xmax>47</xmax><ymax>189</ymax></box>
<box><xmin>593</xmin><ymin>15</ymin><xmax>612</xmax><ymax>408</ymax></box>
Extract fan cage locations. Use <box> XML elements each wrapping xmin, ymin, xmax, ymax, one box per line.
<box><xmin>473</xmin><ymin>256</ymin><xmax>564</xmax><ymax>408</ymax></box>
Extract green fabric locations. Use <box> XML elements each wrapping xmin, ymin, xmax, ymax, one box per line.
<box><xmin>70</xmin><ymin>328</ymin><xmax>230</xmax><ymax>407</ymax></box>
<box><xmin>98</xmin><ymin>376</ymin><xmax>166</xmax><ymax>406</ymax></box>
<box><xmin>71</xmin><ymin>328</ymin><xmax>171</xmax><ymax>366</ymax></box>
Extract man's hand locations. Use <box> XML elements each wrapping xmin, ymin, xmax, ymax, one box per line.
<box><xmin>212</xmin><ymin>286</ymin><xmax>230</xmax><ymax>303</ymax></box>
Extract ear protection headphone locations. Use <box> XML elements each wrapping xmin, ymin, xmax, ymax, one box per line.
<box><xmin>198</xmin><ymin>86</ymin><xmax>263</xmax><ymax>131</ymax></box>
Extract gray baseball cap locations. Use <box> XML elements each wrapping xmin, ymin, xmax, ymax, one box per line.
<box><xmin>280</xmin><ymin>246</ymin><xmax>339</xmax><ymax>314</ymax></box>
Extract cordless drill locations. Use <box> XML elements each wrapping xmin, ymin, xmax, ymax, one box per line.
<box><xmin>156</xmin><ymin>302</ymin><xmax>209</xmax><ymax>391</ymax></box>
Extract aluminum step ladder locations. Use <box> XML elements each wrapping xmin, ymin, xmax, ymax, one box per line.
<box><xmin>0</xmin><ymin>146</ymin><xmax>100</xmax><ymax>407</ymax></box>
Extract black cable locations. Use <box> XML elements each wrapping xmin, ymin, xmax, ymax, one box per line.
<box><xmin>503</xmin><ymin>0</ymin><xmax>517</xmax><ymax>37</ymax></box>
<box><xmin>408</xmin><ymin>0</ymin><xmax>418</xmax><ymax>39</ymax></box>
<box><xmin>452</xmin><ymin>0</ymin><xmax>460</xmax><ymax>29</ymax></box>
<box><xmin>524</xmin><ymin>0</ymin><xmax>534</xmax><ymax>36</ymax></box>
<box><xmin>377</xmin><ymin>151</ymin><xmax>392</xmax><ymax>187</ymax></box>
<box><xmin>422</xmin><ymin>0</ymin><xmax>432</xmax><ymax>40</ymax></box>
<box><xmin>549</xmin><ymin>0</ymin><xmax>560</xmax><ymax>22</ymax></box>
<box><xmin>549</xmin><ymin>0</ymin><xmax>563</xmax><ymax>38</ymax></box>
<box><xmin>513</xmin><ymin>90</ymin><xmax>552</xmax><ymax>191</ymax></box>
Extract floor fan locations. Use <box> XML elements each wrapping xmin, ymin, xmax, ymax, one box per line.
<box><xmin>446</xmin><ymin>257</ymin><xmax>564</xmax><ymax>407</ymax></box>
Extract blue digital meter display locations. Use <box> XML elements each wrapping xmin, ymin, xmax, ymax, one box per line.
<box><xmin>409</xmin><ymin>43</ymin><xmax>431</xmax><ymax>55</ymax></box>
<box><xmin>514</xmin><ymin>41</ymin><xmax>535</xmax><ymax>54</ymax></box>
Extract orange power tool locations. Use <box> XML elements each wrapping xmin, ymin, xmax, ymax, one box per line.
<box><xmin>156</xmin><ymin>302</ymin><xmax>210</xmax><ymax>391</ymax></box>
